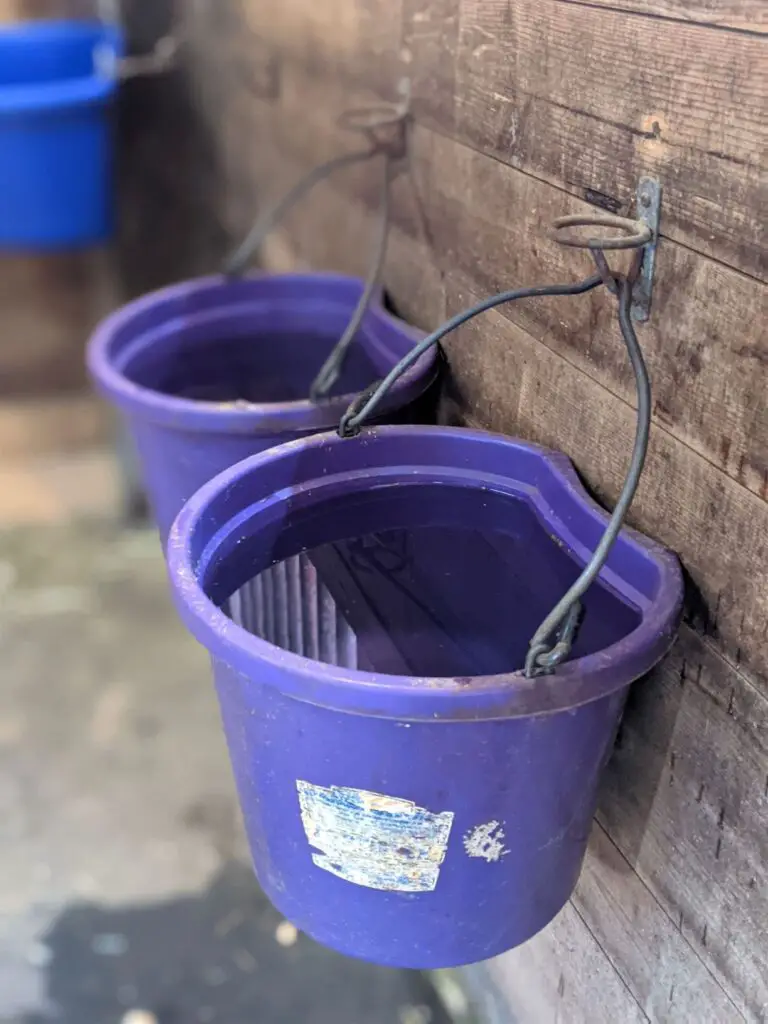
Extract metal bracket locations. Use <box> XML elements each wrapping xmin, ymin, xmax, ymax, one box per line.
<box><xmin>631</xmin><ymin>176</ymin><xmax>662</xmax><ymax>322</ymax></box>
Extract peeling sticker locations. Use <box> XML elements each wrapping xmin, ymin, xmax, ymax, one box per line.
<box><xmin>463</xmin><ymin>821</ymin><xmax>509</xmax><ymax>862</ymax></box>
<box><xmin>296</xmin><ymin>781</ymin><xmax>454</xmax><ymax>892</ymax></box>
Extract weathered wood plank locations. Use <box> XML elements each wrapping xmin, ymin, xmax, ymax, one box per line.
<box><xmin>236</xmin><ymin>0</ymin><xmax>405</xmax><ymax>92</ymax></box>
<box><xmin>403</xmin><ymin>0</ymin><xmax>768</xmax><ymax>278</ymax></box>
<box><xmin>403</xmin><ymin>129</ymin><xmax>768</xmax><ymax>503</ymax></box>
<box><xmin>446</xmin><ymin>289</ymin><xmax>767</xmax><ymax>1014</ymax></box>
<box><xmin>443</xmin><ymin>274</ymin><xmax>768</xmax><ymax>683</ymax></box>
<box><xmin>401</xmin><ymin>0</ymin><xmax>460</xmax><ymax>128</ymax></box>
<box><xmin>194</xmin><ymin>79</ymin><xmax>768</xmax><ymax>692</ymax></box>
<box><xmin>560</xmin><ymin>0</ymin><xmax>768</xmax><ymax>34</ymax></box>
<box><xmin>575</xmin><ymin>825</ymin><xmax>744</xmax><ymax>1021</ymax></box>
<box><xmin>486</xmin><ymin>902</ymin><xmax>649</xmax><ymax>1024</ymax></box>
<box><xmin>598</xmin><ymin>630</ymin><xmax>768</xmax><ymax>1021</ymax></box>
<box><xmin>235</xmin><ymin>85</ymin><xmax>768</xmax><ymax>508</ymax></box>
<box><xmin>192</xmin><ymin>67</ymin><xmax>447</xmax><ymax>326</ymax></box>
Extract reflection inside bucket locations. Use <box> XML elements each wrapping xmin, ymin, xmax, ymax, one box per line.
<box><xmin>129</xmin><ymin>329</ymin><xmax>380</xmax><ymax>404</ymax></box>
<box><xmin>224</xmin><ymin>496</ymin><xmax>643</xmax><ymax>677</ymax></box>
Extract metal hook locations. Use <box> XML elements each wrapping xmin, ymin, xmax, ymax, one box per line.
<box><xmin>550</xmin><ymin>213</ymin><xmax>651</xmax><ymax>251</ymax></box>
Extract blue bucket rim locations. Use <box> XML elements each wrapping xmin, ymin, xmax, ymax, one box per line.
<box><xmin>167</xmin><ymin>425</ymin><xmax>684</xmax><ymax>721</ymax></box>
<box><xmin>0</xmin><ymin>20</ymin><xmax>123</xmax><ymax>115</ymax></box>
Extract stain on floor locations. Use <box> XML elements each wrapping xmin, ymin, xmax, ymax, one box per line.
<box><xmin>0</xmin><ymin>524</ymin><xmax>449</xmax><ymax>1024</ymax></box>
<box><xmin>20</xmin><ymin>861</ymin><xmax>442</xmax><ymax>1024</ymax></box>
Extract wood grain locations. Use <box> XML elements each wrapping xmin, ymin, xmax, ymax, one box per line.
<box><xmin>236</xmin><ymin>0</ymin><xmax>405</xmax><ymax>92</ymax></box>
<box><xmin>575</xmin><ymin>825</ymin><xmax>744</xmax><ymax>1021</ymax></box>
<box><xmin>560</xmin><ymin>0</ymin><xmax>768</xmax><ymax>34</ymax></box>
<box><xmin>405</xmin><ymin>129</ymin><xmax>768</xmax><ymax>503</ymax></box>
<box><xmin>404</xmin><ymin>0</ymin><xmax>768</xmax><ymax>278</ymax></box>
<box><xmin>239</xmin><ymin>88</ymin><xmax>768</xmax><ymax>508</ymax></box>
<box><xmin>598</xmin><ymin>630</ymin><xmax>768</xmax><ymax>1020</ymax></box>
<box><xmin>194</xmin><ymin>78</ymin><xmax>768</xmax><ymax>693</ymax></box>
<box><xmin>443</xmin><ymin>278</ymin><xmax>768</xmax><ymax>695</ymax></box>
<box><xmin>486</xmin><ymin>901</ymin><xmax>649</xmax><ymax>1023</ymax></box>
<box><xmin>451</xmin><ymin>299</ymin><xmax>767</xmax><ymax>1015</ymax></box>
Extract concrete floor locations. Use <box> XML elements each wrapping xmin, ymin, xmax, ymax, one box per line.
<box><xmin>0</xmin><ymin>522</ymin><xmax>452</xmax><ymax>1024</ymax></box>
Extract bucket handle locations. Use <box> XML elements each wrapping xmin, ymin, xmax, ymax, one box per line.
<box><xmin>339</xmin><ymin>213</ymin><xmax>655</xmax><ymax>679</ymax></box>
<box><xmin>222</xmin><ymin>82</ymin><xmax>411</xmax><ymax>402</ymax></box>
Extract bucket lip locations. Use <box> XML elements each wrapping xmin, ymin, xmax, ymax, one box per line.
<box><xmin>167</xmin><ymin>425</ymin><xmax>684</xmax><ymax>722</ymax></box>
<box><xmin>86</xmin><ymin>272</ymin><xmax>438</xmax><ymax>437</ymax></box>
<box><xmin>0</xmin><ymin>20</ymin><xmax>122</xmax><ymax>115</ymax></box>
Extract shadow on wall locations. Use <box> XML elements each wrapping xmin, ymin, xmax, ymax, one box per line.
<box><xmin>115</xmin><ymin>0</ymin><xmax>232</xmax><ymax>297</ymax></box>
<box><xmin>22</xmin><ymin>861</ymin><xmax>448</xmax><ymax>1024</ymax></box>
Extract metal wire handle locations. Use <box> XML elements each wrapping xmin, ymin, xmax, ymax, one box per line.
<box><xmin>94</xmin><ymin>0</ymin><xmax>180</xmax><ymax>80</ymax></box>
<box><xmin>222</xmin><ymin>83</ymin><xmax>411</xmax><ymax>401</ymax></box>
<box><xmin>309</xmin><ymin>154</ymin><xmax>393</xmax><ymax>400</ymax></box>
<box><xmin>339</xmin><ymin>212</ymin><xmax>654</xmax><ymax>679</ymax></box>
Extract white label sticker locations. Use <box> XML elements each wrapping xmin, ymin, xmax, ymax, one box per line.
<box><xmin>296</xmin><ymin>781</ymin><xmax>454</xmax><ymax>892</ymax></box>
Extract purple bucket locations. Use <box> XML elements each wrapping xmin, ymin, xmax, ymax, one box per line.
<box><xmin>87</xmin><ymin>273</ymin><xmax>438</xmax><ymax>543</ymax></box>
<box><xmin>167</xmin><ymin>425</ymin><xmax>683</xmax><ymax>968</ymax></box>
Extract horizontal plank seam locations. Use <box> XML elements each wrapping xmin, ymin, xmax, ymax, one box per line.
<box><xmin>553</xmin><ymin>0</ymin><xmax>768</xmax><ymax>38</ymax></box>
<box><xmin>467</xmin><ymin>383</ymin><xmax>768</xmax><ymax>686</ymax></box>
<box><xmin>458</xmin><ymin>81</ymin><xmax>757</xmax><ymax>172</ymax></box>
<box><xmin>443</xmin><ymin>266</ymin><xmax>768</xmax><ymax>505</ymax></box>
<box><xmin>216</xmin><ymin>56</ymin><xmax>766</xmax><ymax>276</ymax></box>
<box><xmin>420</xmin><ymin>121</ymin><xmax>768</xmax><ymax>286</ymax></box>
<box><xmin>567</xmin><ymin>893</ymin><xmax>652</xmax><ymax>1020</ymax></box>
<box><xmin>249</xmin><ymin>169</ymin><xmax>768</xmax><ymax>569</ymax></box>
<box><xmin>226</xmin><ymin>157</ymin><xmax>768</xmax><ymax>689</ymax></box>
<box><xmin>581</xmin><ymin>822</ymin><xmax>748</xmax><ymax>1019</ymax></box>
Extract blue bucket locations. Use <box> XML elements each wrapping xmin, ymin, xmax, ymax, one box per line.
<box><xmin>0</xmin><ymin>20</ymin><xmax>123</xmax><ymax>250</ymax></box>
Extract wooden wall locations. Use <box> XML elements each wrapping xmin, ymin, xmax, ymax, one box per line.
<box><xmin>119</xmin><ymin>0</ymin><xmax>767</xmax><ymax>1020</ymax></box>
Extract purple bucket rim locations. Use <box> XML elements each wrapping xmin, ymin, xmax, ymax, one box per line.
<box><xmin>167</xmin><ymin>425</ymin><xmax>683</xmax><ymax>721</ymax></box>
<box><xmin>86</xmin><ymin>272</ymin><xmax>437</xmax><ymax>437</ymax></box>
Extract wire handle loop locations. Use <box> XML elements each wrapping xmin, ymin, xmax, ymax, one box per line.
<box><xmin>223</xmin><ymin>80</ymin><xmax>410</xmax><ymax>279</ymax></box>
<box><xmin>339</xmin><ymin>216</ymin><xmax>655</xmax><ymax>679</ymax></box>
<box><xmin>222</xmin><ymin>82</ymin><xmax>411</xmax><ymax>401</ymax></box>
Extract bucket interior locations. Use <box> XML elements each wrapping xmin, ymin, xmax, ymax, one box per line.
<box><xmin>120</xmin><ymin>308</ymin><xmax>383</xmax><ymax>404</ymax></box>
<box><xmin>212</xmin><ymin>480</ymin><xmax>643</xmax><ymax>678</ymax></box>
<box><xmin>0</xmin><ymin>23</ymin><xmax>103</xmax><ymax>89</ymax></box>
